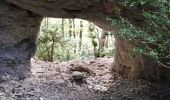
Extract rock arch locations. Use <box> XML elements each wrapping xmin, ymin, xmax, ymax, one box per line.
<box><xmin>0</xmin><ymin>0</ymin><xmax>167</xmax><ymax>81</ymax></box>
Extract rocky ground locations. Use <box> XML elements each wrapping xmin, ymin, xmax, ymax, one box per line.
<box><xmin>0</xmin><ymin>58</ymin><xmax>170</xmax><ymax>100</ymax></box>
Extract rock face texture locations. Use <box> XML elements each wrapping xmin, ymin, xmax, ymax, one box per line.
<box><xmin>0</xmin><ymin>0</ymin><xmax>42</xmax><ymax>80</ymax></box>
<box><xmin>6</xmin><ymin>0</ymin><xmax>145</xmax><ymax>30</ymax></box>
<box><xmin>0</xmin><ymin>0</ymin><xmax>167</xmax><ymax>81</ymax></box>
<box><xmin>113</xmin><ymin>36</ymin><xmax>160</xmax><ymax>81</ymax></box>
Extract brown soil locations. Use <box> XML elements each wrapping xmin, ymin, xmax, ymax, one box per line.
<box><xmin>0</xmin><ymin>58</ymin><xmax>169</xmax><ymax>100</ymax></box>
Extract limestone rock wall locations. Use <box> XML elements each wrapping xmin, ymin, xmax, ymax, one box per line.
<box><xmin>113</xmin><ymin>35</ymin><xmax>160</xmax><ymax>81</ymax></box>
<box><xmin>0</xmin><ymin>0</ymin><xmax>42</xmax><ymax>80</ymax></box>
<box><xmin>6</xmin><ymin>0</ymin><xmax>146</xmax><ymax>30</ymax></box>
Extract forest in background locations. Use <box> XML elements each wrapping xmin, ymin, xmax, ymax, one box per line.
<box><xmin>35</xmin><ymin>18</ymin><xmax>115</xmax><ymax>62</ymax></box>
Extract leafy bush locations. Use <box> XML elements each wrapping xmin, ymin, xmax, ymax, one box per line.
<box><xmin>107</xmin><ymin>0</ymin><xmax>170</xmax><ymax>68</ymax></box>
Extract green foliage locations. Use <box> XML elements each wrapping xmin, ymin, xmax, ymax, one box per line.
<box><xmin>36</xmin><ymin>18</ymin><xmax>115</xmax><ymax>62</ymax></box>
<box><xmin>88</xmin><ymin>23</ymin><xmax>115</xmax><ymax>58</ymax></box>
<box><xmin>107</xmin><ymin>0</ymin><xmax>170</xmax><ymax>67</ymax></box>
<box><xmin>89</xmin><ymin>31</ymin><xmax>98</xmax><ymax>48</ymax></box>
<box><xmin>36</xmin><ymin>20</ymin><xmax>67</xmax><ymax>62</ymax></box>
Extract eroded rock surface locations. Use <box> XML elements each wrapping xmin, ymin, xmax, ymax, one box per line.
<box><xmin>0</xmin><ymin>0</ymin><xmax>42</xmax><ymax>80</ymax></box>
<box><xmin>113</xmin><ymin>35</ymin><xmax>160</xmax><ymax>81</ymax></box>
<box><xmin>6</xmin><ymin>0</ymin><xmax>145</xmax><ymax>30</ymax></box>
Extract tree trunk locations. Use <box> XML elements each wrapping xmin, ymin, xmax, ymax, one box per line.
<box><xmin>44</xmin><ymin>18</ymin><xmax>52</xmax><ymax>62</ymax></box>
<box><xmin>69</xmin><ymin>19</ymin><xmax>72</xmax><ymax>38</ymax></box>
<box><xmin>105</xmin><ymin>34</ymin><xmax>109</xmax><ymax>48</ymax></box>
<box><xmin>99</xmin><ymin>30</ymin><xmax>107</xmax><ymax>57</ymax></box>
<box><xmin>72</xmin><ymin>19</ymin><xmax>76</xmax><ymax>53</ymax></box>
<box><xmin>50</xmin><ymin>32</ymin><xmax>55</xmax><ymax>62</ymax></box>
<box><xmin>79</xmin><ymin>20</ymin><xmax>83</xmax><ymax>51</ymax></box>
<box><xmin>61</xmin><ymin>18</ymin><xmax>65</xmax><ymax>38</ymax></box>
<box><xmin>72</xmin><ymin>19</ymin><xmax>76</xmax><ymax>38</ymax></box>
<box><xmin>94</xmin><ymin>27</ymin><xmax>100</xmax><ymax>57</ymax></box>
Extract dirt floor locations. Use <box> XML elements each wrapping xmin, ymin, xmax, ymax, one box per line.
<box><xmin>0</xmin><ymin>58</ymin><xmax>170</xmax><ymax>100</ymax></box>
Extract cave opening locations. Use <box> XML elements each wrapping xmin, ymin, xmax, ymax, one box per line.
<box><xmin>1</xmin><ymin>0</ymin><xmax>170</xmax><ymax>99</ymax></box>
<box><xmin>35</xmin><ymin>18</ymin><xmax>115</xmax><ymax>63</ymax></box>
<box><xmin>1</xmin><ymin>0</ymin><xmax>168</xmax><ymax>83</ymax></box>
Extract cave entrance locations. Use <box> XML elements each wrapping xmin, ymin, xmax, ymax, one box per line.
<box><xmin>1</xmin><ymin>0</ymin><xmax>166</xmax><ymax>83</ymax></box>
<box><xmin>35</xmin><ymin>18</ymin><xmax>115</xmax><ymax>62</ymax></box>
<box><xmin>31</xmin><ymin>18</ymin><xmax>116</xmax><ymax>94</ymax></box>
